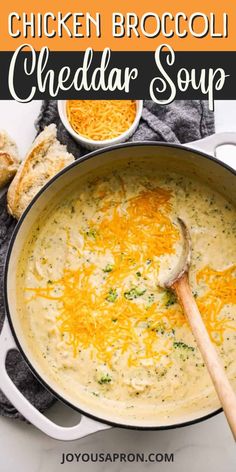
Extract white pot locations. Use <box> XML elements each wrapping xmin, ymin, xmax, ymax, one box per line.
<box><xmin>0</xmin><ymin>132</ymin><xmax>236</xmax><ymax>440</ymax></box>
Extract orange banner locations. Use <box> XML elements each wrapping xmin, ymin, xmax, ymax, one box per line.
<box><xmin>0</xmin><ymin>0</ymin><xmax>235</xmax><ymax>51</ymax></box>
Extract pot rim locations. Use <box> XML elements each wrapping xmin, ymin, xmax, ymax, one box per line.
<box><xmin>4</xmin><ymin>140</ymin><xmax>236</xmax><ymax>431</ymax></box>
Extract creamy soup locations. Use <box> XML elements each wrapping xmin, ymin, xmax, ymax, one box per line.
<box><xmin>16</xmin><ymin>161</ymin><xmax>236</xmax><ymax>425</ymax></box>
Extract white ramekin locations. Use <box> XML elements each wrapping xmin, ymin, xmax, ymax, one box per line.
<box><xmin>58</xmin><ymin>100</ymin><xmax>143</xmax><ymax>150</ymax></box>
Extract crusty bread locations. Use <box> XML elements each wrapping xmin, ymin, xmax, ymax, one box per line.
<box><xmin>7</xmin><ymin>124</ymin><xmax>75</xmax><ymax>219</ymax></box>
<box><xmin>0</xmin><ymin>130</ymin><xmax>19</xmax><ymax>188</ymax></box>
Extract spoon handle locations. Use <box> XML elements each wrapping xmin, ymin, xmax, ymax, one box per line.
<box><xmin>174</xmin><ymin>273</ymin><xmax>236</xmax><ymax>441</ymax></box>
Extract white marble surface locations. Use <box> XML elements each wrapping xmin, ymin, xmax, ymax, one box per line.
<box><xmin>0</xmin><ymin>100</ymin><xmax>235</xmax><ymax>471</ymax></box>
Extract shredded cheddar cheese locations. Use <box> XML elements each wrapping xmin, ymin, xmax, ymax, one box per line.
<box><xmin>25</xmin><ymin>180</ymin><xmax>236</xmax><ymax>367</ymax></box>
<box><xmin>67</xmin><ymin>100</ymin><xmax>136</xmax><ymax>141</ymax></box>
<box><xmin>196</xmin><ymin>265</ymin><xmax>236</xmax><ymax>345</ymax></box>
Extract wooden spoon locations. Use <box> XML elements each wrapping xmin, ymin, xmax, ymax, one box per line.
<box><xmin>161</xmin><ymin>217</ymin><xmax>236</xmax><ymax>441</ymax></box>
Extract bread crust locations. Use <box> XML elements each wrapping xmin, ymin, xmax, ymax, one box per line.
<box><xmin>0</xmin><ymin>131</ymin><xmax>19</xmax><ymax>188</ymax></box>
<box><xmin>7</xmin><ymin>124</ymin><xmax>75</xmax><ymax>219</ymax></box>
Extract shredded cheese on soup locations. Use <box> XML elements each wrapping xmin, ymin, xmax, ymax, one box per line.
<box><xmin>17</xmin><ymin>162</ymin><xmax>236</xmax><ymax>425</ymax></box>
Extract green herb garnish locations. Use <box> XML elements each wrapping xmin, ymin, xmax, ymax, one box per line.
<box><xmin>86</xmin><ymin>228</ymin><xmax>97</xmax><ymax>238</ymax></box>
<box><xmin>146</xmin><ymin>293</ymin><xmax>155</xmax><ymax>309</ymax></box>
<box><xmin>173</xmin><ymin>341</ymin><xmax>195</xmax><ymax>352</ymax></box>
<box><xmin>98</xmin><ymin>374</ymin><xmax>112</xmax><ymax>385</ymax></box>
<box><xmin>153</xmin><ymin>322</ymin><xmax>166</xmax><ymax>335</ymax></box>
<box><xmin>124</xmin><ymin>287</ymin><xmax>146</xmax><ymax>300</ymax></box>
<box><xmin>106</xmin><ymin>289</ymin><xmax>118</xmax><ymax>302</ymax></box>
<box><xmin>148</xmin><ymin>293</ymin><xmax>155</xmax><ymax>303</ymax></box>
<box><xmin>103</xmin><ymin>264</ymin><xmax>114</xmax><ymax>273</ymax></box>
<box><xmin>165</xmin><ymin>290</ymin><xmax>177</xmax><ymax>307</ymax></box>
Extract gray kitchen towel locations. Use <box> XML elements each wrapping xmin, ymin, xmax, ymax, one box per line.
<box><xmin>0</xmin><ymin>100</ymin><xmax>214</xmax><ymax>420</ymax></box>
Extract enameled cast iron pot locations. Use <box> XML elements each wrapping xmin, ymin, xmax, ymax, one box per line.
<box><xmin>0</xmin><ymin>133</ymin><xmax>236</xmax><ymax>440</ymax></box>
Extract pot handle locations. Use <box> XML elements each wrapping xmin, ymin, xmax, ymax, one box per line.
<box><xmin>0</xmin><ymin>319</ymin><xmax>111</xmax><ymax>441</ymax></box>
<box><xmin>187</xmin><ymin>132</ymin><xmax>236</xmax><ymax>156</ymax></box>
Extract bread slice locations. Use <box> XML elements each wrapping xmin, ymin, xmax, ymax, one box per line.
<box><xmin>0</xmin><ymin>130</ymin><xmax>19</xmax><ymax>188</ymax></box>
<box><xmin>7</xmin><ymin>124</ymin><xmax>75</xmax><ymax>219</ymax></box>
